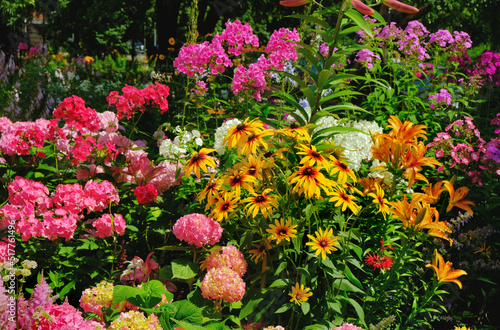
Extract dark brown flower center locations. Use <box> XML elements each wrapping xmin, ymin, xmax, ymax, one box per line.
<box><xmin>249</xmin><ymin>166</ymin><xmax>256</xmax><ymax>175</ymax></box>
<box><xmin>339</xmin><ymin>162</ymin><xmax>348</xmax><ymax>170</ymax></box>
<box><xmin>278</xmin><ymin>229</ymin><xmax>287</xmax><ymax>236</ymax></box>
<box><xmin>192</xmin><ymin>153</ymin><xmax>200</xmax><ymax>162</ymax></box>
<box><xmin>296</xmin><ymin>294</ymin><xmax>301</xmax><ymax>300</ymax></box>
<box><xmin>312</xmin><ymin>151</ymin><xmax>320</xmax><ymax>158</ymax></box>
<box><xmin>304</xmin><ymin>168</ymin><xmax>313</xmax><ymax>176</ymax></box>
<box><xmin>247</xmin><ymin>134</ymin><xmax>256</xmax><ymax>142</ymax></box>
<box><xmin>255</xmin><ymin>195</ymin><xmax>265</xmax><ymax>203</ymax></box>
<box><xmin>233</xmin><ymin>175</ymin><xmax>241</xmax><ymax>183</ymax></box>
<box><xmin>236</xmin><ymin>123</ymin><xmax>246</xmax><ymax>131</ymax></box>
<box><xmin>320</xmin><ymin>240</ymin><xmax>328</xmax><ymax>247</ymax></box>
<box><xmin>341</xmin><ymin>193</ymin><xmax>349</xmax><ymax>200</ymax></box>
<box><xmin>290</xmin><ymin>123</ymin><xmax>299</xmax><ymax>129</ymax></box>
<box><xmin>264</xmin><ymin>151</ymin><xmax>273</xmax><ymax>158</ymax></box>
<box><xmin>222</xmin><ymin>203</ymin><xmax>229</xmax><ymax>211</ymax></box>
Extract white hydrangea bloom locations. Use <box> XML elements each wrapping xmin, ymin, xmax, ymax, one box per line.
<box><xmin>313</xmin><ymin>117</ymin><xmax>383</xmax><ymax>171</ymax></box>
<box><xmin>213</xmin><ymin>118</ymin><xmax>241</xmax><ymax>155</ymax></box>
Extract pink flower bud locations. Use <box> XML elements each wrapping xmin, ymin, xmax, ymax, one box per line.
<box><xmin>383</xmin><ymin>0</ymin><xmax>419</xmax><ymax>13</ymax></box>
<box><xmin>280</xmin><ymin>0</ymin><xmax>311</xmax><ymax>7</ymax></box>
<box><xmin>351</xmin><ymin>0</ymin><xmax>375</xmax><ymax>15</ymax></box>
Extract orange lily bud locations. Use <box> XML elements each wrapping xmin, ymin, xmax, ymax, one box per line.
<box><xmin>383</xmin><ymin>0</ymin><xmax>419</xmax><ymax>13</ymax></box>
<box><xmin>351</xmin><ymin>0</ymin><xmax>375</xmax><ymax>15</ymax></box>
<box><xmin>280</xmin><ymin>0</ymin><xmax>311</xmax><ymax>7</ymax></box>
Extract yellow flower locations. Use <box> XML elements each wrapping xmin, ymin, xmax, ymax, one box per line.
<box><xmin>219</xmin><ymin>169</ymin><xmax>256</xmax><ymax>197</ymax></box>
<box><xmin>184</xmin><ymin>148</ymin><xmax>217</xmax><ymax>179</ymax></box>
<box><xmin>295</xmin><ymin>143</ymin><xmax>329</xmax><ymax>169</ymax></box>
<box><xmin>306</xmin><ymin>228</ymin><xmax>339</xmax><ymax>260</ymax></box>
<box><xmin>287</xmin><ymin>161</ymin><xmax>335</xmax><ymax>199</ymax></box>
<box><xmin>224</xmin><ymin>118</ymin><xmax>264</xmax><ymax>149</ymax></box>
<box><xmin>168</xmin><ymin>37</ymin><xmax>175</xmax><ymax>45</ymax></box>
<box><xmin>210</xmin><ymin>192</ymin><xmax>239</xmax><ymax>222</ymax></box>
<box><xmin>426</xmin><ymin>250</ymin><xmax>467</xmax><ymax>289</ymax></box>
<box><xmin>84</xmin><ymin>56</ymin><xmax>94</xmax><ymax>64</ymax></box>
<box><xmin>276</xmin><ymin>122</ymin><xmax>311</xmax><ymax>141</ymax></box>
<box><xmin>328</xmin><ymin>188</ymin><xmax>360</xmax><ymax>215</ymax></box>
<box><xmin>242</xmin><ymin>189</ymin><xmax>279</xmax><ymax>218</ymax></box>
<box><xmin>329</xmin><ymin>156</ymin><xmax>357</xmax><ymax>184</ymax></box>
<box><xmin>266</xmin><ymin>219</ymin><xmax>298</xmax><ymax>244</ymax></box>
<box><xmin>368</xmin><ymin>183</ymin><xmax>391</xmax><ymax>220</ymax></box>
<box><xmin>237</xmin><ymin>129</ymin><xmax>273</xmax><ymax>156</ymax></box>
<box><xmin>249</xmin><ymin>238</ymin><xmax>272</xmax><ymax>264</ymax></box>
<box><xmin>288</xmin><ymin>283</ymin><xmax>312</xmax><ymax>305</ymax></box>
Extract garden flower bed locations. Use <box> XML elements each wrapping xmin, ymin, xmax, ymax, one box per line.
<box><xmin>1</xmin><ymin>1</ymin><xmax>499</xmax><ymax>329</ymax></box>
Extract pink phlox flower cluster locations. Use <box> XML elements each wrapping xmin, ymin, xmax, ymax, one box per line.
<box><xmin>331</xmin><ymin>323</ymin><xmax>364</xmax><ymax>330</ymax></box>
<box><xmin>106</xmin><ymin>82</ymin><xmax>170</xmax><ymax>120</ymax></box>
<box><xmin>90</xmin><ymin>213</ymin><xmax>126</xmax><ymax>238</ymax></box>
<box><xmin>214</xmin><ymin>19</ymin><xmax>260</xmax><ymax>56</ymax></box>
<box><xmin>133</xmin><ymin>183</ymin><xmax>158</xmax><ymax>204</ymax></box>
<box><xmin>377</xmin><ymin>22</ymin><xmax>404</xmax><ymax>43</ymax></box>
<box><xmin>33</xmin><ymin>300</ymin><xmax>104</xmax><ymax>329</ymax></box>
<box><xmin>491</xmin><ymin>112</ymin><xmax>500</xmax><ymax>134</ymax></box>
<box><xmin>429</xmin><ymin>29</ymin><xmax>454</xmax><ymax>48</ymax></box>
<box><xmin>173</xmin><ymin>41</ymin><xmax>232</xmax><ymax>78</ymax></box>
<box><xmin>69</xmin><ymin>134</ymin><xmax>96</xmax><ymax>165</ymax></box>
<box><xmin>0</xmin><ymin>118</ymin><xmax>57</xmax><ymax>156</ymax></box>
<box><xmin>404</xmin><ymin>20</ymin><xmax>429</xmax><ymax>37</ymax></box>
<box><xmin>427</xmin><ymin>116</ymin><xmax>498</xmax><ymax>184</ymax></box>
<box><xmin>53</xmin><ymin>95</ymin><xmax>101</xmax><ymax>133</ymax></box>
<box><xmin>396</xmin><ymin>32</ymin><xmax>429</xmax><ymax>61</ymax></box>
<box><xmin>201</xmin><ymin>267</ymin><xmax>246</xmax><ymax>303</ymax></box>
<box><xmin>266</xmin><ymin>27</ymin><xmax>300</xmax><ymax>70</ymax></box>
<box><xmin>450</xmin><ymin>31</ymin><xmax>473</xmax><ymax>53</ymax></box>
<box><xmin>355</xmin><ymin>16</ymin><xmax>379</xmax><ymax>43</ymax></box>
<box><xmin>172</xmin><ymin>213</ymin><xmax>223</xmax><ymax>247</ymax></box>
<box><xmin>97</xmin><ymin>111</ymin><xmax>120</xmax><ymax>133</ymax></box>
<box><xmin>428</xmin><ymin>88</ymin><xmax>452</xmax><ymax>109</ymax></box>
<box><xmin>120</xmin><ymin>252</ymin><xmax>159</xmax><ymax>283</ymax></box>
<box><xmin>231</xmin><ymin>55</ymin><xmax>271</xmax><ymax>101</ymax></box>
<box><xmin>191</xmin><ymin>80</ymin><xmax>208</xmax><ymax>96</ymax></box>
<box><xmin>355</xmin><ymin>48</ymin><xmax>381</xmax><ymax>69</ymax></box>
<box><xmin>205</xmin><ymin>244</ymin><xmax>247</xmax><ymax>277</ymax></box>
<box><xmin>469</xmin><ymin>51</ymin><xmax>500</xmax><ymax>85</ymax></box>
<box><xmin>263</xmin><ymin>327</ymin><xmax>285</xmax><ymax>330</ymax></box>
<box><xmin>1</xmin><ymin>177</ymin><xmax>121</xmax><ymax>241</ymax></box>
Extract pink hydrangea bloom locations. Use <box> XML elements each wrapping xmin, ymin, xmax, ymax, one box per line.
<box><xmin>172</xmin><ymin>213</ymin><xmax>223</xmax><ymax>247</ymax></box>
<box><xmin>33</xmin><ymin>301</ymin><xmax>103</xmax><ymax>329</ymax></box>
<box><xmin>92</xmin><ymin>213</ymin><xmax>126</xmax><ymax>238</ymax></box>
<box><xmin>201</xmin><ymin>267</ymin><xmax>246</xmax><ymax>303</ymax></box>
<box><xmin>205</xmin><ymin>245</ymin><xmax>247</xmax><ymax>277</ymax></box>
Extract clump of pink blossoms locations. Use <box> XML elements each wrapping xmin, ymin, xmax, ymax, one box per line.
<box><xmin>172</xmin><ymin>213</ymin><xmax>223</xmax><ymax>247</ymax></box>
<box><xmin>331</xmin><ymin>323</ymin><xmax>364</xmax><ymax>330</ymax></box>
<box><xmin>355</xmin><ymin>48</ymin><xmax>381</xmax><ymax>69</ymax></box>
<box><xmin>201</xmin><ymin>267</ymin><xmax>246</xmax><ymax>303</ymax></box>
<box><xmin>204</xmin><ymin>244</ymin><xmax>247</xmax><ymax>277</ymax></box>
<box><xmin>428</xmin><ymin>88</ymin><xmax>452</xmax><ymax>109</ymax></box>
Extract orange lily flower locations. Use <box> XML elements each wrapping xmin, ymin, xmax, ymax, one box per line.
<box><xmin>443</xmin><ymin>181</ymin><xmax>475</xmax><ymax>214</ymax></box>
<box><xmin>400</xmin><ymin>142</ymin><xmax>442</xmax><ymax>188</ymax></box>
<box><xmin>426</xmin><ymin>250</ymin><xmax>467</xmax><ymax>289</ymax></box>
<box><xmin>384</xmin><ymin>115</ymin><xmax>428</xmax><ymax>145</ymax></box>
<box><xmin>412</xmin><ymin>181</ymin><xmax>446</xmax><ymax>205</ymax></box>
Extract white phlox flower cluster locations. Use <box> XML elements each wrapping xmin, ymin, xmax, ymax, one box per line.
<box><xmin>159</xmin><ymin>126</ymin><xmax>203</xmax><ymax>158</ymax></box>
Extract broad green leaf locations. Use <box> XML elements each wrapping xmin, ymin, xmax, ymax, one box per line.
<box><xmin>172</xmin><ymin>320</ymin><xmax>205</xmax><ymax>330</ymax></box>
<box><xmin>303</xmin><ymin>324</ymin><xmax>329</xmax><ymax>330</ymax></box>
<box><xmin>319</xmin><ymin>91</ymin><xmax>364</xmax><ymax>105</ymax></box>
<box><xmin>171</xmin><ymin>258</ymin><xmax>199</xmax><ymax>280</ymax></box>
<box><xmin>112</xmin><ymin>285</ymin><xmax>144</xmax><ymax>305</ymax></box>
<box><xmin>344</xmin><ymin>9</ymin><xmax>373</xmax><ymax>39</ymax></box>
<box><xmin>301</xmin><ymin>301</ymin><xmax>310</xmax><ymax>315</ymax></box>
<box><xmin>317</xmin><ymin>69</ymin><xmax>332</xmax><ymax>92</ymax></box>
<box><xmin>239</xmin><ymin>298</ymin><xmax>263</xmax><ymax>320</ymax></box>
<box><xmin>332</xmin><ymin>278</ymin><xmax>363</xmax><ymax>293</ymax></box>
<box><xmin>275</xmin><ymin>302</ymin><xmax>293</xmax><ymax>314</ymax></box>
<box><xmin>343</xmin><ymin>265</ymin><xmax>363</xmax><ymax>290</ymax></box>
<box><xmin>171</xmin><ymin>300</ymin><xmax>203</xmax><ymax>325</ymax></box>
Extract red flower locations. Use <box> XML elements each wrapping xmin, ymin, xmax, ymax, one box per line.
<box><xmin>133</xmin><ymin>184</ymin><xmax>158</xmax><ymax>204</ymax></box>
<box><xmin>365</xmin><ymin>253</ymin><xmax>393</xmax><ymax>270</ymax></box>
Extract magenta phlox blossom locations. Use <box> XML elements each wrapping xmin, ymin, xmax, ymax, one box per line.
<box><xmin>266</xmin><ymin>27</ymin><xmax>300</xmax><ymax>70</ymax></box>
<box><xmin>90</xmin><ymin>213</ymin><xmax>126</xmax><ymax>238</ymax></box>
<box><xmin>331</xmin><ymin>323</ymin><xmax>364</xmax><ymax>330</ymax></box>
<box><xmin>173</xmin><ymin>41</ymin><xmax>232</xmax><ymax>78</ymax></box>
<box><xmin>429</xmin><ymin>29</ymin><xmax>454</xmax><ymax>47</ymax></box>
<box><xmin>231</xmin><ymin>55</ymin><xmax>271</xmax><ymax>101</ymax></box>
<box><xmin>213</xmin><ymin>19</ymin><xmax>260</xmax><ymax>56</ymax></box>
<box><xmin>491</xmin><ymin>112</ymin><xmax>500</xmax><ymax>134</ymax></box>
<box><xmin>173</xmin><ymin>213</ymin><xmax>222</xmax><ymax>247</ymax></box>
<box><xmin>355</xmin><ymin>48</ymin><xmax>381</xmax><ymax>69</ymax></box>
<box><xmin>428</xmin><ymin>88</ymin><xmax>452</xmax><ymax>109</ymax></box>
<box><xmin>53</xmin><ymin>95</ymin><xmax>101</xmax><ymax>133</ymax></box>
<box><xmin>0</xmin><ymin>118</ymin><xmax>57</xmax><ymax>156</ymax></box>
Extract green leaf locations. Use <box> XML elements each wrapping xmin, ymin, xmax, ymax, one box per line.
<box><xmin>275</xmin><ymin>302</ymin><xmax>293</xmax><ymax>313</ymax></box>
<box><xmin>274</xmin><ymin>262</ymin><xmax>288</xmax><ymax>276</ymax></box>
<box><xmin>171</xmin><ymin>300</ymin><xmax>203</xmax><ymax>325</ymax></box>
<box><xmin>239</xmin><ymin>298</ymin><xmax>263</xmax><ymax>320</ymax></box>
<box><xmin>319</xmin><ymin>90</ymin><xmax>364</xmax><ymax>106</ymax></box>
<box><xmin>344</xmin><ymin>9</ymin><xmax>373</xmax><ymax>38</ymax></box>
<box><xmin>269</xmin><ymin>278</ymin><xmax>288</xmax><ymax>288</ymax></box>
<box><xmin>344</xmin><ymin>297</ymin><xmax>366</xmax><ymax>327</ymax></box>
<box><xmin>286</xmin><ymin>14</ymin><xmax>330</xmax><ymax>29</ymax></box>
<box><xmin>317</xmin><ymin>70</ymin><xmax>332</xmax><ymax>92</ymax></box>
<box><xmin>171</xmin><ymin>258</ymin><xmax>199</xmax><ymax>280</ymax></box>
<box><xmin>172</xmin><ymin>320</ymin><xmax>206</xmax><ymax>330</ymax></box>
<box><xmin>332</xmin><ymin>278</ymin><xmax>363</xmax><ymax>293</ymax></box>
<box><xmin>343</xmin><ymin>265</ymin><xmax>363</xmax><ymax>290</ymax></box>
<box><xmin>112</xmin><ymin>285</ymin><xmax>144</xmax><ymax>305</ymax></box>
<box><xmin>303</xmin><ymin>325</ymin><xmax>329</xmax><ymax>330</ymax></box>
<box><xmin>301</xmin><ymin>301</ymin><xmax>310</xmax><ymax>315</ymax></box>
